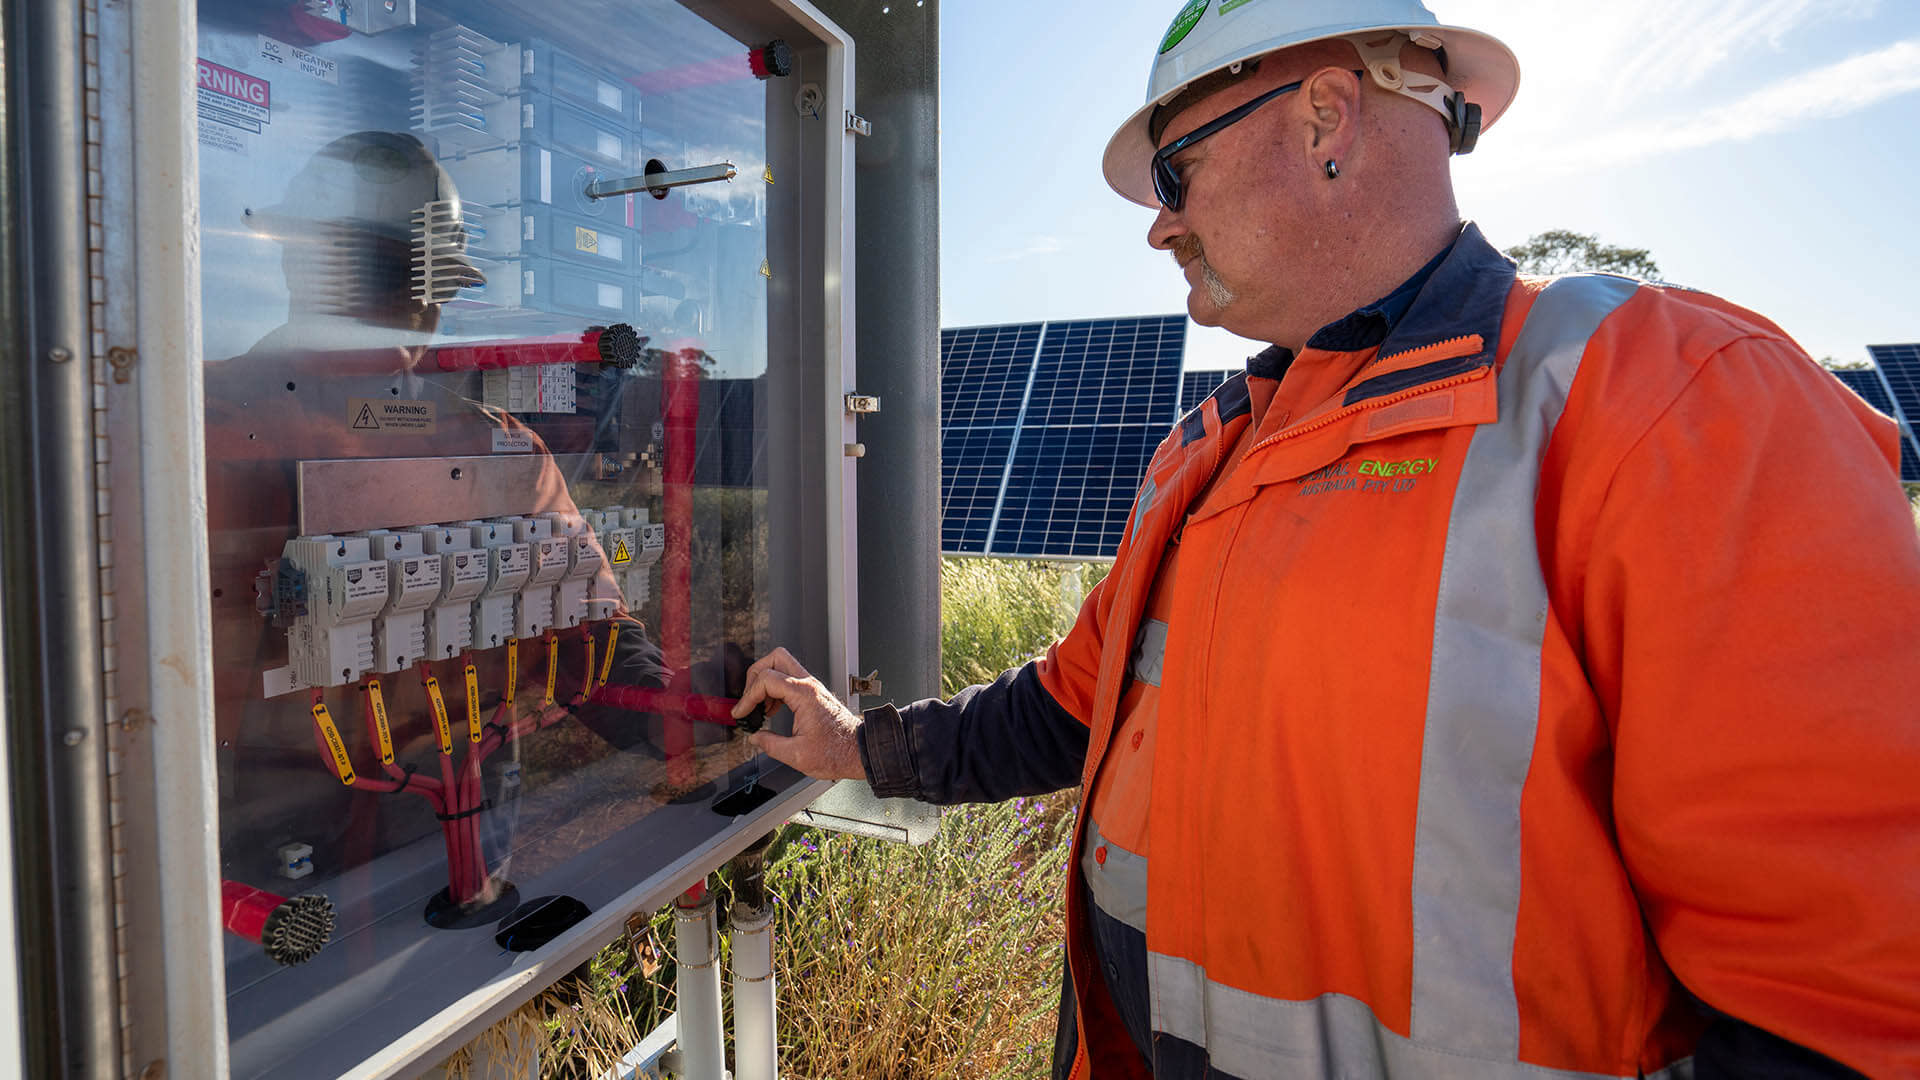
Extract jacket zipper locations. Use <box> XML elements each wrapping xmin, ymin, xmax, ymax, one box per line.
<box><xmin>1247</xmin><ymin>367</ymin><xmax>1487</xmax><ymax>456</ymax></box>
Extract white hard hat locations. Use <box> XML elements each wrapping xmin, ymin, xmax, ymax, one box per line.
<box><xmin>1104</xmin><ymin>0</ymin><xmax>1521</xmax><ymax>208</ymax></box>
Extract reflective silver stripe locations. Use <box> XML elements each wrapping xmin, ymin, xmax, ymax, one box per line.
<box><xmin>1081</xmin><ymin>822</ymin><xmax>1148</xmax><ymax>933</ymax></box>
<box><xmin>1133</xmin><ymin>476</ymin><xmax>1158</xmax><ymax>537</ymax></box>
<box><xmin>1410</xmin><ymin>274</ymin><xmax>1641</xmax><ymax>1053</ymax></box>
<box><xmin>1129</xmin><ymin>618</ymin><xmax>1168</xmax><ymax>686</ymax></box>
<box><xmin>1149</xmin><ymin>953</ymin><xmax>1691</xmax><ymax>1080</ymax></box>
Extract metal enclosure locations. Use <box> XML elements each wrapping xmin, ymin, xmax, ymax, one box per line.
<box><xmin>0</xmin><ymin>0</ymin><xmax>945</xmax><ymax>1074</ymax></box>
<box><xmin>787</xmin><ymin>0</ymin><xmax>946</xmax><ymax>847</ymax></box>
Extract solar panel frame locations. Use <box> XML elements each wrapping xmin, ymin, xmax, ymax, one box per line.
<box><xmin>1835</xmin><ymin>359</ymin><xmax>1920</xmax><ymax>484</ymax></box>
<box><xmin>940</xmin><ymin>316</ymin><xmax>1186</xmax><ymax>559</ymax></box>
<box><xmin>1866</xmin><ymin>345</ymin><xmax>1920</xmax><ymax>449</ymax></box>
<box><xmin>1180</xmin><ymin>369</ymin><xmax>1236</xmax><ymax>419</ymax></box>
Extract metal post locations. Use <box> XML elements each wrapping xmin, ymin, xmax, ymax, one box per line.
<box><xmin>727</xmin><ymin>835</ymin><xmax>777</xmax><ymax>1080</ymax></box>
<box><xmin>5</xmin><ymin>0</ymin><xmax>123</xmax><ymax>1075</ymax></box>
<box><xmin>672</xmin><ymin>882</ymin><xmax>725</xmax><ymax>1080</ymax></box>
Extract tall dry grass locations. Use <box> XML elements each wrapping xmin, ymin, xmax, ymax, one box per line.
<box><xmin>439</xmin><ymin>557</ymin><xmax>1103</xmax><ymax>1079</ymax></box>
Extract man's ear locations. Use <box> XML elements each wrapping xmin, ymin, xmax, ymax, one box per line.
<box><xmin>1302</xmin><ymin>65</ymin><xmax>1360</xmax><ymax>158</ymax></box>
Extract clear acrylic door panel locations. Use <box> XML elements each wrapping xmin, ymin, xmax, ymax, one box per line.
<box><xmin>193</xmin><ymin>1</ymin><xmax>843</xmax><ymax>1073</ymax></box>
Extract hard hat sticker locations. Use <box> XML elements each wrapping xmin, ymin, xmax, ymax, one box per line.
<box><xmin>1160</xmin><ymin>0</ymin><xmax>1211</xmax><ymax>54</ymax></box>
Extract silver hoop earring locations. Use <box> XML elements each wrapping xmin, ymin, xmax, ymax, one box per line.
<box><xmin>1324</xmin><ymin>159</ymin><xmax>1340</xmax><ymax>180</ymax></box>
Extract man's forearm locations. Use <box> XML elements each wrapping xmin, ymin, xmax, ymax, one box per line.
<box><xmin>855</xmin><ymin>663</ymin><xmax>1089</xmax><ymax>804</ymax></box>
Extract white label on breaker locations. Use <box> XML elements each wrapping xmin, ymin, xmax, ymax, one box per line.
<box><xmin>597</xmin><ymin>132</ymin><xmax>622</xmax><ymax>161</ymax></box>
<box><xmin>597</xmin><ymin>80</ymin><xmax>622</xmax><ymax>111</ymax></box>
<box><xmin>451</xmin><ymin>553</ymin><xmax>491</xmax><ymax>587</ymax></box>
<box><xmin>342</xmin><ymin>562</ymin><xmax>390</xmax><ymax>602</ymax></box>
<box><xmin>491</xmin><ymin>428</ymin><xmax>534</xmax><ymax>453</ymax></box>
<box><xmin>498</xmin><ymin>546</ymin><xmax>531</xmax><ymax>576</ymax></box>
<box><xmin>596</xmin><ymin>283</ymin><xmax>624</xmax><ymax>310</ymax></box>
<box><xmin>401</xmin><ymin>559</ymin><xmax>442</xmax><ymax>593</ymax></box>
<box><xmin>258</xmin><ymin>35</ymin><xmax>338</xmax><ymax>84</ymax></box>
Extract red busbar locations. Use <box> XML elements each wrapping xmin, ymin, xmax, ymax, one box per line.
<box><xmin>431</xmin><ymin>323</ymin><xmax>643</xmax><ymax>372</ymax></box>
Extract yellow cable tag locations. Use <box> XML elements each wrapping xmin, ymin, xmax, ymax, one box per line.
<box><xmin>599</xmin><ymin>623</ymin><xmax>619</xmax><ymax>689</ymax></box>
<box><xmin>505</xmin><ymin>638</ymin><xmax>518</xmax><ymax>706</ymax></box>
<box><xmin>543</xmin><ymin>635</ymin><xmax>559</xmax><ymax>707</ymax></box>
<box><xmin>366</xmin><ymin>679</ymin><xmax>395</xmax><ymax>765</ymax></box>
<box><xmin>583</xmin><ymin>632</ymin><xmax>597</xmax><ymax>696</ymax></box>
<box><xmin>311</xmin><ymin>702</ymin><xmax>356</xmax><ymax>785</ymax></box>
<box><xmin>424</xmin><ymin>675</ymin><xmax>452</xmax><ymax>754</ymax></box>
<box><xmin>464</xmin><ymin>662</ymin><xmax>482</xmax><ymax>743</ymax></box>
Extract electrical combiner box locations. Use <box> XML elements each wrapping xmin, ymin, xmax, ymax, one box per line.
<box><xmin>0</xmin><ymin>0</ymin><xmax>939</xmax><ymax>1075</ymax></box>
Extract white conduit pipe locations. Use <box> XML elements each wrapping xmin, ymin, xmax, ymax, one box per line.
<box><xmin>673</xmin><ymin>884</ymin><xmax>725</xmax><ymax>1080</ymax></box>
<box><xmin>729</xmin><ymin>902</ymin><xmax>777</xmax><ymax>1080</ymax></box>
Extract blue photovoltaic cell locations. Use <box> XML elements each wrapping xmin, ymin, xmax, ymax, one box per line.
<box><xmin>941</xmin><ymin>324</ymin><xmax>1042</xmax><ymax>430</ymax></box>
<box><xmin>939</xmin><ymin>426</ymin><xmax>1015</xmax><ymax>554</ymax></box>
<box><xmin>940</xmin><ymin>315</ymin><xmax>1186</xmax><ymax>558</ymax></box>
<box><xmin>996</xmin><ymin>426</ymin><xmax>1166</xmax><ymax>558</ymax></box>
<box><xmin>1180</xmin><ymin>369</ymin><xmax>1235</xmax><ymax>419</ymax></box>
<box><xmin>939</xmin><ymin>324</ymin><xmax>1044</xmax><ymax>553</ymax></box>
<box><xmin>1835</xmin><ymin>360</ymin><xmax>1920</xmax><ymax>483</ymax></box>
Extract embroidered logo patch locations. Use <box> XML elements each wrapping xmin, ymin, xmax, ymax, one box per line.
<box><xmin>1296</xmin><ymin>457</ymin><xmax>1444</xmax><ymax>498</ymax></box>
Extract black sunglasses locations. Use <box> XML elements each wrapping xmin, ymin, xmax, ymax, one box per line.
<box><xmin>1150</xmin><ymin>71</ymin><xmax>1363</xmax><ymax>211</ymax></box>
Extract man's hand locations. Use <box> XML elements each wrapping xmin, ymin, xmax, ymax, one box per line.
<box><xmin>733</xmin><ymin>647</ymin><xmax>866</xmax><ymax>781</ymax></box>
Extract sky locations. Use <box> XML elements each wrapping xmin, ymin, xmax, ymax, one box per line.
<box><xmin>938</xmin><ymin>0</ymin><xmax>1920</xmax><ymax>372</ymax></box>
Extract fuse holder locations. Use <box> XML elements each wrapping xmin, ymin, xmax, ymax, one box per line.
<box><xmin>276</xmin><ymin>535</ymin><xmax>388</xmax><ymax>689</ymax></box>
<box><xmin>408</xmin><ymin>524</ymin><xmax>492</xmax><ymax>660</ymax></box>
<box><xmin>506</xmin><ymin>516</ymin><xmax>569</xmax><ymax>638</ymax></box>
<box><xmin>541</xmin><ymin>511</ymin><xmax>603</xmax><ymax>628</ymax></box>
<box><xmin>583</xmin><ymin>507</ymin><xmax>633</xmax><ymax>619</ymax></box>
<box><xmin>361</xmin><ymin>530</ymin><xmax>441</xmax><ymax>673</ymax></box>
<box><xmin>466</xmin><ymin>519</ymin><xmax>532</xmax><ymax>651</ymax></box>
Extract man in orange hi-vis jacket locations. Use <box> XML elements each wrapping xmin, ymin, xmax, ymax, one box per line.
<box><xmin>734</xmin><ymin>2</ymin><xmax>1920</xmax><ymax>1077</ymax></box>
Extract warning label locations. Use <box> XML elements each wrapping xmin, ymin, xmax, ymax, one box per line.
<box><xmin>198</xmin><ymin>122</ymin><xmax>247</xmax><ymax>156</ymax></box>
<box><xmin>348</xmin><ymin>398</ymin><xmax>438</xmax><ymax>435</ymax></box>
<box><xmin>197</xmin><ymin>59</ymin><xmax>271</xmax><ymax>133</ymax></box>
<box><xmin>610</xmin><ymin>536</ymin><xmax>633</xmax><ymax>565</ymax></box>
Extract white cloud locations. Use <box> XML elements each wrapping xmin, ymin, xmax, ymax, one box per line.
<box><xmin>1495</xmin><ymin>37</ymin><xmax>1920</xmax><ymax>177</ymax></box>
<box><xmin>1432</xmin><ymin>0</ymin><xmax>1914</xmax><ymax>181</ymax></box>
<box><xmin>984</xmin><ymin>235</ymin><xmax>1066</xmax><ymax>263</ymax></box>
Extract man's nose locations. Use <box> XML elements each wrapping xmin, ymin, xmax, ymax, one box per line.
<box><xmin>1147</xmin><ymin>203</ymin><xmax>1184</xmax><ymax>252</ymax></box>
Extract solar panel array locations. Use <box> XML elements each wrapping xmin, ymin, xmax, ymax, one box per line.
<box><xmin>941</xmin><ymin>316</ymin><xmax>1185</xmax><ymax>558</ymax></box>
<box><xmin>1180</xmin><ymin>369</ymin><xmax>1236</xmax><ymax>419</ymax></box>
<box><xmin>1844</xmin><ymin>350</ymin><xmax>1920</xmax><ymax>484</ymax></box>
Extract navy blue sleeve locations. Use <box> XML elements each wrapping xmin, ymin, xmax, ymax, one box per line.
<box><xmin>1692</xmin><ymin>1013</ymin><xmax>1867</xmax><ymax>1080</ymax></box>
<box><xmin>855</xmin><ymin>662</ymin><xmax>1089</xmax><ymax>805</ymax></box>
